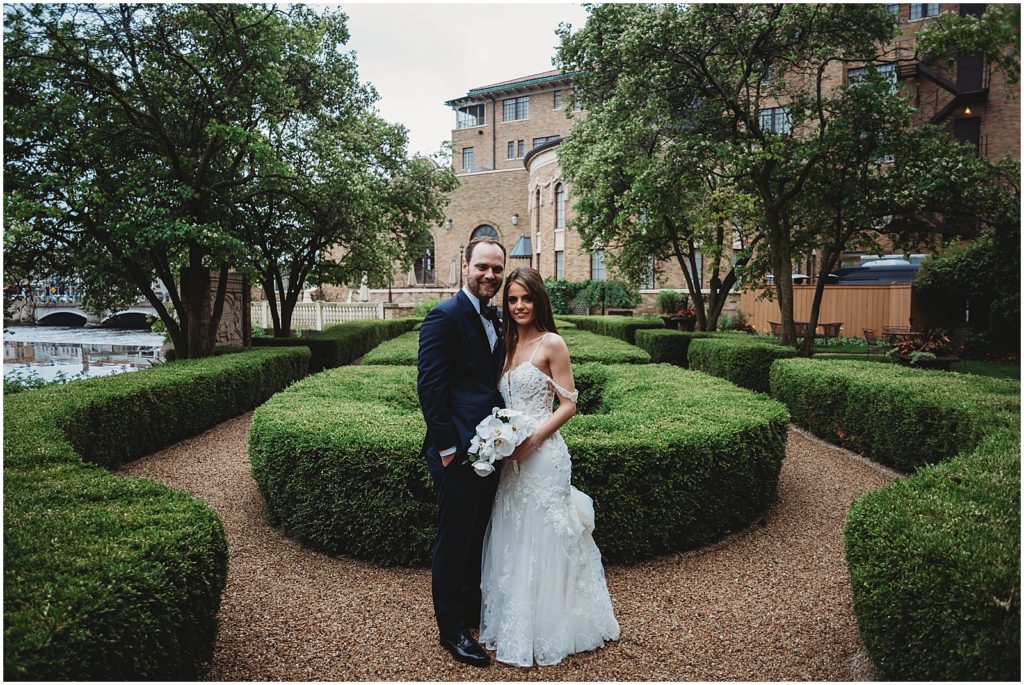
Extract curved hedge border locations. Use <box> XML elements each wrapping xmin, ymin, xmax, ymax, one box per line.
<box><xmin>249</xmin><ymin>363</ymin><xmax>789</xmax><ymax>565</ymax></box>
<box><xmin>558</xmin><ymin>314</ymin><xmax>663</xmax><ymax>344</ymax></box>
<box><xmin>362</xmin><ymin>328</ymin><xmax>651</xmax><ymax>366</ymax></box>
<box><xmin>254</xmin><ymin>318</ymin><xmax>418</xmax><ymax>372</ymax></box>
<box><xmin>688</xmin><ymin>337</ymin><xmax>796</xmax><ymax>393</ymax></box>
<box><xmin>770</xmin><ymin>359</ymin><xmax>1020</xmax><ymax>680</ymax></box>
<box><xmin>4</xmin><ymin>347</ymin><xmax>310</xmax><ymax>680</ymax></box>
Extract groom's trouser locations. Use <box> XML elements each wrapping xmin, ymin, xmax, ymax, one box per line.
<box><xmin>432</xmin><ymin>459</ymin><xmax>499</xmax><ymax>639</ymax></box>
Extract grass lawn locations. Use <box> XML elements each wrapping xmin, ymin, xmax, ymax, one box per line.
<box><xmin>949</xmin><ymin>359</ymin><xmax>1021</xmax><ymax>380</ymax></box>
<box><xmin>756</xmin><ymin>334</ymin><xmax>868</xmax><ymax>354</ymax></box>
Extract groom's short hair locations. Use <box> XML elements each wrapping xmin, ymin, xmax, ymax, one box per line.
<box><xmin>465</xmin><ymin>238</ymin><xmax>506</xmax><ymax>264</ymax></box>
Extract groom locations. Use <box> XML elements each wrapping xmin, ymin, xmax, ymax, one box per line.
<box><xmin>417</xmin><ymin>237</ymin><xmax>506</xmax><ymax>667</ymax></box>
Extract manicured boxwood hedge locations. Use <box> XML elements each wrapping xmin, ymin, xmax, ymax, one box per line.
<box><xmin>558</xmin><ymin>314</ymin><xmax>664</xmax><ymax>344</ymax></box>
<box><xmin>254</xmin><ymin>318</ymin><xmax>418</xmax><ymax>372</ymax></box>
<box><xmin>770</xmin><ymin>359</ymin><xmax>1020</xmax><ymax>680</ymax></box>
<box><xmin>362</xmin><ymin>328</ymin><xmax>650</xmax><ymax>366</ymax></box>
<box><xmin>633</xmin><ymin>329</ymin><xmax>756</xmax><ymax>367</ymax></box>
<box><xmin>248</xmin><ymin>363</ymin><xmax>789</xmax><ymax>565</ymax></box>
<box><xmin>688</xmin><ymin>337</ymin><xmax>796</xmax><ymax>393</ymax></box>
<box><xmin>4</xmin><ymin>347</ymin><xmax>310</xmax><ymax>680</ymax></box>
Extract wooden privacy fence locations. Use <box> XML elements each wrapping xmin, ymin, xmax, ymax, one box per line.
<box><xmin>740</xmin><ymin>284</ymin><xmax>913</xmax><ymax>339</ymax></box>
<box><xmin>251</xmin><ymin>301</ymin><xmax>384</xmax><ymax>331</ymax></box>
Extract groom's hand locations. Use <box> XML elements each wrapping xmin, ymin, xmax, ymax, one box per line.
<box><xmin>441</xmin><ymin>454</ymin><xmax>456</xmax><ymax>468</ymax></box>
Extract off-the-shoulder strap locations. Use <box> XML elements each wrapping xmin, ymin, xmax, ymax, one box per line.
<box><xmin>528</xmin><ymin>332</ymin><xmax>549</xmax><ymax>363</ymax></box>
<box><xmin>547</xmin><ymin>375</ymin><xmax>579</xmax><ymax>404</ymax></box>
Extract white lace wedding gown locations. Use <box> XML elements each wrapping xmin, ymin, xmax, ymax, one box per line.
<box><xmin>479</xmin><ymin>336</ymin><xmax>620</xmax><ymax>666</ymax></box>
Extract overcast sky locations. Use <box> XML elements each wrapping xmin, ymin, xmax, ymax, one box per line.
<box><xmin>334</xmin><ymin>2</ymin><xmax>590</xmax><ymax>158</ymax></box>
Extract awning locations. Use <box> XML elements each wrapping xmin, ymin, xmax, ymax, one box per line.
<box><xmin>509</xmin><ymin>234</ymin><xmax>532</xmax><ymax>259</ymax></box>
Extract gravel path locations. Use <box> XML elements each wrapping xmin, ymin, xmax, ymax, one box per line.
<box><xmin>118</xmin><ymin>415</ymin><xmax>894</xmax><ymax>681</ymax></box>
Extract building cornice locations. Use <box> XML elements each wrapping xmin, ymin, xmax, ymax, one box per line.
<box><xmin>445</xmin><ymin>71</ymin><xmax>580</xmax><ymax>108</ymax></box>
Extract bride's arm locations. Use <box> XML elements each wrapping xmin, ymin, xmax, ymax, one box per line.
<box><xmin>508</xmin><ymin>335</ymin><xmax>576</xmax><ymax>462</ymax></box>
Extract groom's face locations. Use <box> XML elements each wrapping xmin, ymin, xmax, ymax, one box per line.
<box><xmin>464</xmin><ymin>243</ymin><xmax>505</xmax><ymax>302</ymax></box>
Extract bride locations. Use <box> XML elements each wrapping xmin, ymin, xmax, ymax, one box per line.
<box><xmin>479</xmin><ymin>266</ymin><xmax>620</xmax><ymax>667</ymax></box>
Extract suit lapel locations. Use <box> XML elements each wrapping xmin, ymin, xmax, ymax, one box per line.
<box><xmin>457</xmin><ymin>290</ymin><xmax>493</xmax><ymax>361</ymax></box>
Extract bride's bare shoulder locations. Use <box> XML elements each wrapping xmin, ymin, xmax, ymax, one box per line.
<box><xmin>543</xmin><ymin>332</ymin><xmax>570</xmax><ymax>356</ymax></box>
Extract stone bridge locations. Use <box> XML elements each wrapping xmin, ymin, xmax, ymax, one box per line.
<box><xmin>8</xmin><ymin>299</ymin><xmax>166</xmax><ymax>328</ymax></box>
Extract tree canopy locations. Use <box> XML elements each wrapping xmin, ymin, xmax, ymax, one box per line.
<box><xmin>4</xmin><ymin>3</ymin><xmax>454</xmax><ymax>352</ymax></box>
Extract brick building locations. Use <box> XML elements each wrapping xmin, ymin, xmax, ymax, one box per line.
<box><xmin>328</xmin><ymin>4</ymin><xmax>1017</xmax><ymax>315</ymax></box>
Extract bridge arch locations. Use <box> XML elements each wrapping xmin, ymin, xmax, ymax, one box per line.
<box><xmin>101</xmin><ymin>310</ymin><xmax>155</xmax><ymax>329</ymax></box>
<box><xmin>36</xmin><ymin>310</ymin><xmax>88</xmax><ymax>327</ymax></box>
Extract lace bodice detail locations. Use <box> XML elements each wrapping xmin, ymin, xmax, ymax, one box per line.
<box><xmin>500</xmin><ymin>362</ymin><xmax>578</xmax><ymax>419</ymax></box>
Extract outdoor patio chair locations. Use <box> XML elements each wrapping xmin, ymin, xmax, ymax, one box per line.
<box><xmin>863</xmin><ymin>328</ymin><xmax>893</xmax><ymax>355</ymax></box>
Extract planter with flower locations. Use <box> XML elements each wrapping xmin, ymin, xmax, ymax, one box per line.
<box><xmin>657</xmin><ymin>291</ymin><xmax>697</xmax><ymax>330</ymax></box>
<box><xmin>886</xmin><ymin>330</ymin><xmax>961</xmax><ymax>371</ymax></box>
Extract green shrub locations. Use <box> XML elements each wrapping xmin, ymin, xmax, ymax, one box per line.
<box><xmin>688</xmin><ymin>337</ymin><xmax>796</xmax><ymax>393</ymax></box>
<box><xmin>362</xmin><ymin>328</ymin><xmax>650</xmax><ymax>367</ymax></box>
<box><xmin>656</xmin><ymin>290</ymin><xmax>689</xmax><ymax>314</ymax></box>
<box><xmin>248</xmin><ymin>363</ymin><xmax>789</xmax><ymax>565</ymax></box>
<box><xmin>3</xmin><ymin>347</ymin><xmax>308</xmax><ymax>680</ymax></box>
<box><xmin>414</xmin><ymin>299</ymin><xmax>441</xmax><ymax>317</ymax></box>
<box><xmin>544</xmin><ymin>279</ymin><xmax>640</xmax><ymax>314</ymax></box>
<box><xmin>254</xmin><ymin>317</ymin><xmax>418</xmax><ymax>372</ymax></box>
<box><xmin>560</xmin><ymin>314</ymin><xmax>664</xmax><ymax>344</ymax></box>
<box><xmin>771</xmin><ymin>359</ymin><xmax>1020</xmax><ymax>680</ymax></box>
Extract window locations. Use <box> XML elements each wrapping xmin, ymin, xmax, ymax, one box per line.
<box><xmin>456</xmin><ymin>104</ymin><xmax>485</xmax><ymax>129</ymax></box>
<box><xmin>461</xmin><ymin>147</ymin><xmax>474</xmax><ymax>171</ymax></box>
<box><xmin>533</xmin><ymin>136</ymin><xmax>559</xmax><ymax>149</ymax></box>
<box><xmin>554</xmin><ymin>184</ymin><xmax>565</xmax><ymax>229</ymax></box>
<box><xmin>848</xmin><ymin>63</ymin><xmax>897</xmax><ymax>93</ymax></box>
<box><xmin>759</xmin><ymin>107</ymin><xmax>791</xmax><ymax>134</ymax></box>
<box><xmin>471</xmin><ymin>224</ymin><xmax>499</xmax><ymax>241</ymax></box>
<box><xmin>640</xmin><ymin>256</ymin><xmax>655</xmax><ymax>289</ymax></box>
<box><xmin>507</xmin><ymin>141</ymin><xmax>515</xmax><ymax>160</ymax></box>
<box><xmin>887</xmin><ymin>4</ymin><xmax>900</xmax><ymax>17</ymax></box>
<box><xmin>413</xmin><ymin>236</ymin><xmax>435</xmax><ymax>284</ymax></box>
<box><xmin>591</xmin><ymin>250</ymin><xmax>606</xmax><ymax>281</ymax></box>
<box><xmin>503</xmin><ymin>96</ymin><xmax>529</xmax><ymax>121</ymax></box>
<box><xmin>692</xmin><ymin>249</ymin><xmax>704</xmax><ymax>289</ymax></box>
<box><xmin>517</xmin><ymin>139</ymin><xmax>525</xmax><ymax>158</ymax></box>
<box><xmin>910</xmin><ymin>3</ymin><xmax>938</xmax><ymax>20</ymax></box>
<box><xmin>555</xmin><ymin>251</ymin><xmax>565</xmax><ymax>279</ymax></box>
<box><xmin>553</xmin><ymin>90</ymin><xmax>562</xmax><ymax>109</ymax></box>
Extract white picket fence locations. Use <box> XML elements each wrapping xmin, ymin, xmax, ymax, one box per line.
<box><xmin>251</xmin><ymin>301</ymin><xmax>384</xmax><ymax>331</ymax></box>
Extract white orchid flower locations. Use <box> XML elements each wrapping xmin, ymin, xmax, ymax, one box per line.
<box><xmin>472</xmin><ymin>460</ymin><xmax>495</xmax><ymax>477</ymax></box>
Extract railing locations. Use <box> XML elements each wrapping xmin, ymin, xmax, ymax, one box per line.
<box><xmin>251</xmin><ymin>301</ymin><xmax>384</xmax><ymax>331</ymax></box>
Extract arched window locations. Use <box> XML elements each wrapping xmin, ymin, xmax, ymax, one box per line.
<box><xmin>413</xmin><ymin>232</ymin><xmax>435</xmax><ymax>284</ymax></box>
<box><xmin>554</xmin><ymin>184</ymin><xmax>565</xmax><ymax>230</ymax></box>
<box><xmin>471</xmin><ymin>224</ymin><xmax>499</xmax><ymax>241</ymax></box>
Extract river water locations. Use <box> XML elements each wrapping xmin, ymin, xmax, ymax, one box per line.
<box><xmin>3</xmin><ymin>325</ymin><xmax>166</xmax><ymax>383</ymax></box>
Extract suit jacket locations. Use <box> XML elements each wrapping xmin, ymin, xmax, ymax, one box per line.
<box><xmin>417</xmin><ymin>290</ymin><xmax>505</xmax><ymax>475</ymax></box>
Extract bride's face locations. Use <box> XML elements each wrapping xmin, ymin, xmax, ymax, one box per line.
<box><xmin>506</xmin><ymin>281</ymin><xmax>536</xmax><ymax>328</ymax></box>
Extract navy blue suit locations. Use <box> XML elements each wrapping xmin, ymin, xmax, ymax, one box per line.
<box><xmin>417</xmin><ymin>290</ymin><xmax>504</xmax><ymax>639</ymax></box>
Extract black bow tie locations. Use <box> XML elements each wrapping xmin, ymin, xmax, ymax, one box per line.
<box><xmin>481</xmin><ymin>303</ymin><xmax>501</xmax><ymax>325</ymax></box>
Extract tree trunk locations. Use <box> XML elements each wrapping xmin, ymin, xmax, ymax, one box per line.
<box><xmin>180</xmin><ymin>262</ymin><xmax>213</xmax><ymax>359</ymax></box>
<box><xmin>771</xmin><ymin>234</ymin><xmax>797</xmax><ymax>346</ymax></box>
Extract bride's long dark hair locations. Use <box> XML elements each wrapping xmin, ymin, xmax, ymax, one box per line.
<box><xmin>501</xmin><ymin>267</ymin><xmax>559</xmax><ymax>374</ymax></box>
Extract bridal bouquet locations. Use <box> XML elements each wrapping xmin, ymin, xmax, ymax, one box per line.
<box><xmin>467</xmin><ymin>408</ymin><xmax>534</xmax><ymax>477</ymax></box>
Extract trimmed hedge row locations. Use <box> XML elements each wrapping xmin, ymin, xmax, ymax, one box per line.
<box><xmin>633</xmin><ymin>329</ymin><xmax>753</xmax><ymax>367</ymax></box>
<box><xmin>254</xmin><ymin>318</ymin><xmax>418</xmax><ymax>372</ymax></box>
<box><xmin>4</xmin><ymin>347</ymin><xmax>310</xmax><ymax>680</ymax></box>
<box><xmin>558</xmin><ymin>314</ymin><xmax>664</xmax><ymax>344</ymax></box>
<box><xmin>362</xmin><ymin>328</ymin><xmax>651</xmax><ymax>366</ymax></box>
<box><xmin>770</xmin><ymin>359</ymin><xmax>1020</xmax><ymax>680</ymax></box>
<box><xmin>248</xmin><ymin>363</ymin><xmax>789</xmax><ymax>565</ymax></box>
<box><xmin>688</xmin><ymin>337</ymin><xmax>796</xmax><ymax>394</ymax></box>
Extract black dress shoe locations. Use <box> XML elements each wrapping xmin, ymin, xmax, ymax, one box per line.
<box><xmin>440</xmin><ymin>631</ymin><xmax>491</xmax><ymax>667</ymax></box>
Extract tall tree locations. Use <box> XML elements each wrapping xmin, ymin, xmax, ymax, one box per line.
<box><xmin>558</xmin><ymin>3</ymin><xmax>900</xmax><ymax>344</ymax></box>
<box><xmin>4</xmin><ymin>4</ymin><xmax>434</xmax><ymax>356</ymax></box>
